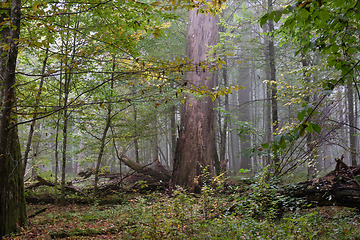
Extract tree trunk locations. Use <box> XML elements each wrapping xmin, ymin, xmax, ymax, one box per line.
<box><xmin>170</xmin><ymin>104</ymin><xmax>177</xmax><ymax>167</ymax></box>
<box><xmin>0</xmin><ymin>0</ymin><xmax>28</xmax><ymax>236</ymax></box>
<box><xmin>60</xmin><ymin>70</ymin><xmax>70</xmax><ymax>206</ymax></box>
<box><xmin>263</xmin><ymin>0</ymin><xmax>278</xmax><ymax>172</ymax></box>
<box><xmin>263</xmin><ymin>9</ymin><xmax>272</xmax><ymax>167</ymax></box>
<box><xmin>301</xmin><ymin>54</ymin><xmax>318</xmax><ymax>179</ymax></box>
<box><xmin>218</xmin><ymin>25</ymin><xmax>229</xmax><ymax>174</ymax></box>
<box><xmin>132</xmin><ymin>89</ymin><xmax>140</xmax><ymax>163</ymax></box>
<box><xmin>172</xmin><ymin>9</ymin><xmax>219</xmax><ymax>192</ymax></box>
<box><xmin>23</xmin><ymin>49</ymin><xmax>49</xmax><ymax>175</ymax></box>
<box><xmin>94</xmin><ymin>60</ymin><xmax>115</xmax><ymax>196</ymax></box>
<box><xmin>60</xmin><ymin>19</ymin><xmax>78</xmax><ymax>204</ymax></box>
<box><xmin>31</xmin><ymin>122</ymin><xmax>42</xmax><ymax>178</ymax></box>
<box><xmin>348</xmin><ymin>82</ymin><xmax>357</xmax><ymax>166</ymax></box>
<box><xmin>238</xmin><ymin>67</ymin><xmax>251</xmax><ymax>170</ymax></box>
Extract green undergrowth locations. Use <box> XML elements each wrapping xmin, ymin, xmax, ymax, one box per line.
<box><xmin>5</xmin><ymin>188</ymin><xmax>360</xmax><ymax>239</ymax></box>
<box><xmin>11</xmin><ymin>173</ymin><xmax>360</xmax><ymax>239</ymax></box>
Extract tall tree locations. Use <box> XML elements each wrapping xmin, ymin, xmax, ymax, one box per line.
<box><xmin>172</xmin><ymin>8</ymin><xmax>219</xmax><ymax>192</ymax></box>
<box><xmin>347</xmin><ymin>82</ymin><xmax>357</xmax><ymax>166</ymax></box>
<box><xmin>263</xmin><ymin>0</ymin><xmax>278</xmax><ymax>173</ymax></box>
<box><xmin>0</xmin><ymin>0</ymin><xmax>28</xmax><ymax>236</ymax></box>
<box><xmin>94</xmin><ymin>58</ymin><xmax>115</xmax><ymax>196</ymax></box>
<box><xmin>238</xmin><ymin>67</ymin><xmax>252</xmax><ymax>170</ymax></box>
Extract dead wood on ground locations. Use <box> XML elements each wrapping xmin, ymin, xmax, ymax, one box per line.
<box><xmin>287</xmin><ymin>156</ymin><xmax>360</xmax><ymax>209</ymax></box>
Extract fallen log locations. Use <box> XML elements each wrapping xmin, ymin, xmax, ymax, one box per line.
<box><xmin>117</xmin><ymin>152</ymin><xmax>171</xmax><ymax>182</ymax></box>
<box><xmin>26</xmin><ymin>176</ymin><xmax>87</xmax><ymax>196</ymax></box>
<box><xmin>287</xmin><ymin>156</ymin><xmax>360</xmax><ymax>209</ymax></box>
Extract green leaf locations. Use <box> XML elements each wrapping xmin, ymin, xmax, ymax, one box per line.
<box><xmin>274</xmin><ymin>10</ymin><xmax>283</xmax><ymax>23</ymax></box>
<box><xmin>306</xmin><ymin>125</ymin><xmax>313</xmax><ymax>133</ymax></box>
<box><xmin>334</xmin><ymin>0</ymin><xmax>345</xmax><ymax>7</ymax></box>
<box><xmin>260</xmin><ymin>13</ymin><xmax>269</xmax><ymax>27</ymax></box>
<box><xmin>274</xmin><ymin>134</ymin><xmax>282</xmax><ymax>143</ymax></box>
<box><xmin>261</xmin><ymin>143</ymin><xmax>269</xmax><ymax>149</ymax></box>
<box><xmin>299</xmin><ymin>8</ymin><xmax>310</xmax><ymax>20</ymax></box>
<box><xmin>279</xmin><ymin>139</ymin><xmax>286</xmax><ymax>149</ymax></box>
<box><xmin>312</xmin><ymin>123</ymin><xmax>321</xmax><ymax>133</ymax></box>
<box><xmin>283</xmin><ymin>134</ymin><xmax>293</xmax><ymax>142</ymax></box>
<box><xmin>297</xmin><ymin>110</ymin><xmax>306</xmax><ymax>122</ymax></box>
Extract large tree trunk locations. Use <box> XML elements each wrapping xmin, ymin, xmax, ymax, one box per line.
<box><xmin>0</xmin><ymin>0</ymin><xmax>28</xmax><ymax>236</ymax></box>
<box><xmin>172</xmin><ymin>9</ymin><xmax>219</xmax><ymax>192</ymax></box>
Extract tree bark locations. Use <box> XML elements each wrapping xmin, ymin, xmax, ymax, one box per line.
<box><xmin>263</xmin><ymin>0</ymin><xmax>278</xmax><ymax>172</ymax></box>
<box><xmin>0</xmin><ymin>0</ymin><xmax>28</xmax><ymax>236</ymax></box>
<box><xmin>172</xmin><ymin>9</ymin><xmax>219</xmax><ymax>192</ymax></box>
<box><xmin>238</xmin><ymin>67</ymin><xmax>251</xmax><ymax>170</ymax></box>
<box><xmin>218</xmin><ymin>24</ymin><xmax>229</xmax><ymax>174</ymax></box>
<box><xmin>347</xmin><ymin>82</ymin><xmax>357</xmax><ymax>166</ymax></box>
<box><xmin>23</xmin><ymin>49</ymin><xmax>49</xmax><ymax>175</ymax></box>
<box><xmin>117</xmin><ymin>151</ymin><xmax>170</xmax><ymax>181</ymax></box>
<box><xmin>300</xmin><ymin>54</ymin><xmax>318</xmax><ymax>179</ymax></box>
<box><xmin>94</xmin><ymin>59</ymin><xmax>115</xmax><ymax>195</ymax></box>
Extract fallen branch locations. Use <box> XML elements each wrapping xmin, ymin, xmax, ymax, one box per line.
<box><xmin>26</xmin><ymin>176</ymin><xmax>87</xmax><ymax>196</ymax></box>
<box><xmin>29</xmin><ymin>207</ymin><xmax>47</xmax><ymax>218</ymax></box>
<box><xmin>286</xmin><ymin>157</ymin><xmax>360</xmax><ymax>209</ymax></box>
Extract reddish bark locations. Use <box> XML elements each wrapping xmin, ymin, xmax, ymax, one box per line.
<box><xmin>172</xmin><ymin>9</ymin><xmax>219</xmax><ymax>192</ymax></box>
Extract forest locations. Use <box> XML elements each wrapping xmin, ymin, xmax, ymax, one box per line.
<box><xmin>1</xmin><ymin>0</ymin><xmax>360</xmax><ymax>239</ymax></box>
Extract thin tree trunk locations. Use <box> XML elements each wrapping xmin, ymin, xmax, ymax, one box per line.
<box><xmin>94</xmin><ymin>60</ymin><xmax>115</xmax><ymax>196</ymax></box>
<box><xmin>170</xmin><ymin>104</ymin><xmax>177</xmax><ymax>166</ymax></box>
<box><xmin>218</xmin><ymin>25</ymin><xmax>229</xmax><ymax>174</ymax></box>
<box><xmin>31</xmin><ymin>123</ymin><xmax>42</xmax><ymax>177</ymax></box>
<box><xmin>54</xmin><ymin>57</ymin><xmax>63</xmax><ymax>205</ymax></box>
<box><xmin>132</xmin><ymin>94</ymin><xmax>140</xmax><ymax>163</ymax></box>
<box><xmin>238</xmin><ymin>67</ymin><xmax>251</xmax><ymax>170</ymax></box>
<box><xmin>301</xmin><ymin>54</ymin><xmax>317</xmax><ymax>179</ymax></box>
<box><xmin>348</xmin><ymin>82</ymin><xmax>357</xmax><ymax>165</ymax></box>
<box><xmin>263</xmin><ymin>11</ymin><xmax>272</xmax><ymax>167</ymax></box>
<box><xmin>23</xmin><ymin>48</ymin><xmax>49</xmax><ymax>175</ymax></box>
<box><xmin>60</xmin><ymin>20</ymin><xmax>78</xmax><ymax>205</ymax></box>
<box><xmin>152</xmin><ymin>115</ymin><xmax>159</xmax><ymax>160</ymax></box>
<box><xmin>60</xmin><ymin>70</ymin><xmax>70</xmax><ymax>206</ymax></box>
<box><xmin>230</xmin><ymin>119</ymin><xmax>240</xmax><ymax>175</ymax></box>
<box><xmin>263</xmin><ymin>0</ymin><xmax>278</xmax><ymax>173</ymax></box>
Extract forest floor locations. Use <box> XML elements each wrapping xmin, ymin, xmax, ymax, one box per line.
<box><xmin>4</xmin><ymin>191</ymin><xmax>360</xmax><ymax>240</ymax></box>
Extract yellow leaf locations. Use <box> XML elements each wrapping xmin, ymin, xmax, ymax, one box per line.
<box><xmin>2</xmin><ymin>44</ymin><xmax>10</xmax><ymax>51</ymax></box>
<box><xmin>32</xmin><ymin>1</ymin><xmax>41</xmax><ymax>11</ymax></box>
<box><xmin>151</xmin><ymin>1</ymin><xmax>161</xmax><ymax>6</ymax></box>
<box><xmin>45</xmin><ymin>25</ymin><xmax>56</xmax><ymax>32</ymax></box>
